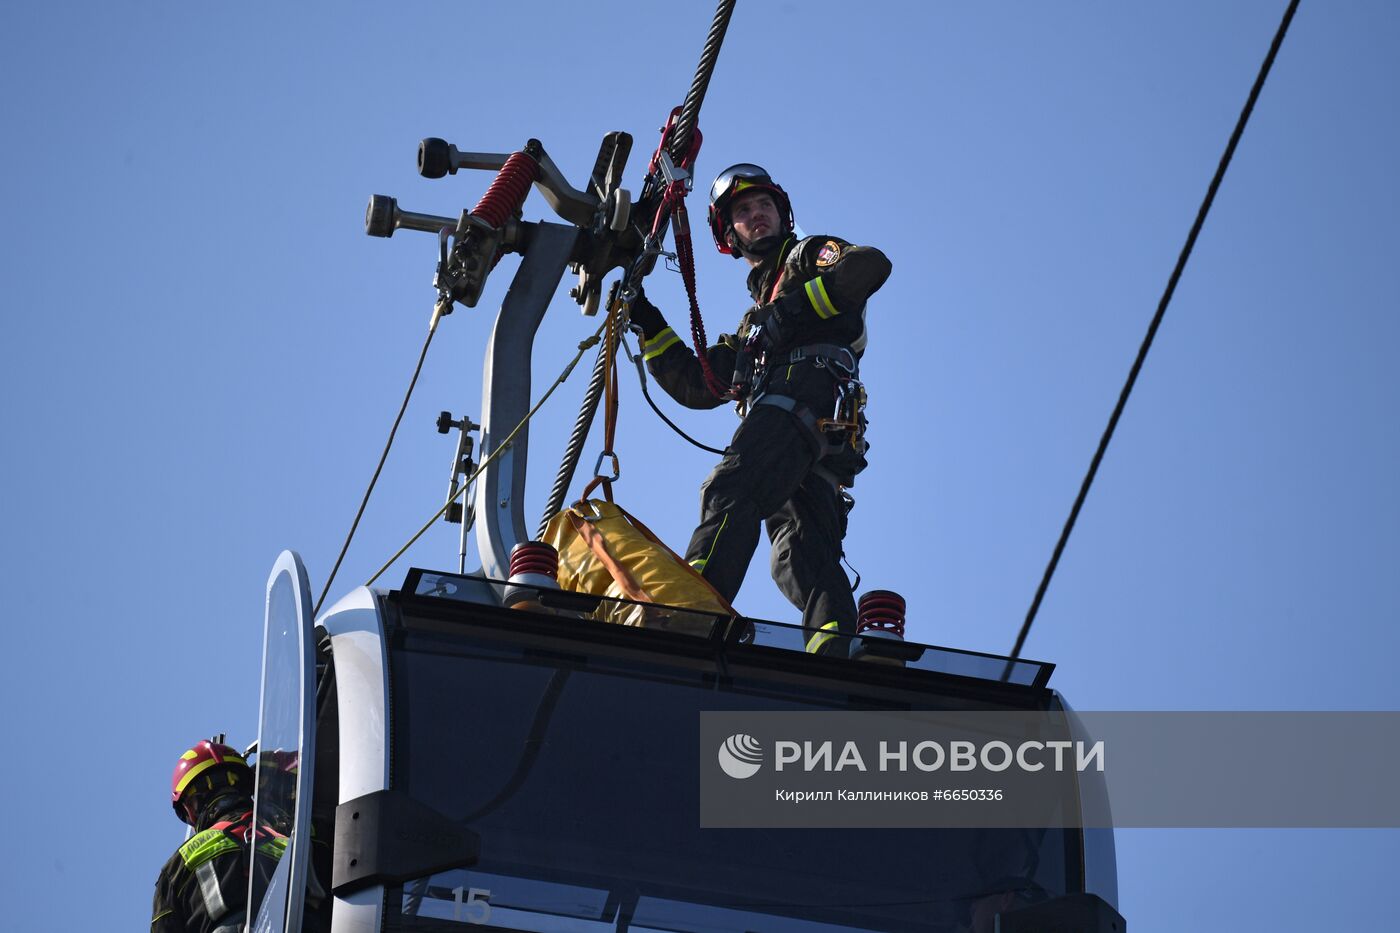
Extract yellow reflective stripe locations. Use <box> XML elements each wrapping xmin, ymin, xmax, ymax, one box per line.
<box><xmin>152</xmin><ymin>908</ymin><xmax>173</xmax><ymax>925</ymax></box>
<box><xmin>805</xmin><ymin>621</ymin><xmax>842</xmax><ymax>654</ymax></box>
<box><xmin>173</xmin><ymin>758</ymin><xmax>220</xmax><ymax>797</ymax></box>
<box><xmin>804</xmin><ymin>277</ymin><xmax>839</xmax><ymax>319</ymax></box>
<box><xmin>179</xmin><ymin>828</ymin><xmax>240</xmax><ymax>870</ymax></box>
<box><xmin>644</xmin><ymin>326</ymin><xmax>676</xmax><ymax>349</ymax></box>
<box><xmin>694</xmin><ymin>514</ymin><xmax>729</xmax><ymax>575</ymax></box>
<box><xmin>643</xmin><ymin>327</ymin><xmax>681</xmax><ymax>360</ymax></box>
<box><xmin>257</xmin><ymin>835</ymin><xmax>288</xmax><ymax>860</ymax></box>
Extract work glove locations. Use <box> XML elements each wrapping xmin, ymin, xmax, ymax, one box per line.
<box><xmin>625</xmin><ymin>285</ymin><xmax>668</xmax><ymax>339</ymax></box>
<box><xmin>747</xmin><ymin>290</ymin><xmax>807</xmax><ymax>348</ymax></box>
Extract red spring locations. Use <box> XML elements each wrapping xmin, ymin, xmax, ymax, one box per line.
<box><xmin>509</xmin><ymin>541</ymin><xmax>558</xmax><ymax>580</ymax></box>
<box><xmin>472</xmin><ymin>151</ymin><xmax>539</xmax><ymax>230</ymax></box>
<box><xmin>857</xmin><ymin>590</ymin><xmax>907</xmax><ymax>639</ymax></box>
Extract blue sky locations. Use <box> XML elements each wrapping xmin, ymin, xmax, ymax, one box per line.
<box><xmin>2</xmin><ymin>2</ymin><xmax>1396</xmax><ymax>930</ymax></box>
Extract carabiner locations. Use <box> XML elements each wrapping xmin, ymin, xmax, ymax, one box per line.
<box><xmin>592</xmin><ymin>450</ymin><xmax>621</xmax><ymax>483</ymax></box>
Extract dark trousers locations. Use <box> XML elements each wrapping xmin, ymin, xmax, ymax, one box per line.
<box><xmin>684</xmin><ymin>404</ymin><xmax>855</xmax><ymax>656</ymax></box>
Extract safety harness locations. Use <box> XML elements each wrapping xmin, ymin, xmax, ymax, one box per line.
<box><xmin>748</xmin><ymin>341</ymin><xmax>867</xmax><ymax>466</ymax></box>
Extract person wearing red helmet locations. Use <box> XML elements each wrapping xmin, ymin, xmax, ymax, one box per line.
<box><xmin>153</xmin><ymin>739</ymin><xmax>331</xmax><ymax>931</ymax></box>
<box><xmin>628</xmin><ymin>163</ymin><xmax>891</xmax><ymax>656</ymax></box>
<box><xmin>152</xmin><ymin>739</ymin><xmax>270</xmax><ymax>932</ymax></box>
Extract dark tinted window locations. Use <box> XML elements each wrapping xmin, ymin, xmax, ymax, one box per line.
<box><xmin>383</xmin><ymin>615</ymin><xmax>1073</xmax><ymax>933</ymax></box>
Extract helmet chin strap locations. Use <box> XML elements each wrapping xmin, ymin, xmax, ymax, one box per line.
<box><xmin>729</xmin><ymin>227</ymin><xmax>787</xmax><ymax>260</ymax></box>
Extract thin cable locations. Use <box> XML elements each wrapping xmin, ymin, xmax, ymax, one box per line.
<box><xmin>315</xmin><ymin>306</ymin><xmax>444</xmax><ymax>616</ymax></box>
<box><xmin>1006</xmin><ymin>0</ymin><xmax>1301</xmax><ymax>669</ymax></box>
<box><xmin>621</xmin><ymin>333</ymin><xmax>726</xmax><ymax>455</ymax></box>
<box><xmin>364</xmin><ymin>322</ymin><xmax>607</xmax><ymax>589</ymax></box>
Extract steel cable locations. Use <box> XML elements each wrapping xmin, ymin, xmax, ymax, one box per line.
<box><xmin>670</xmin><ymin>0</ymin><xmax>737</xmax><ymax>165</ymax></box>
<box><xmin>540</xmin><ymin>0</ymin><xmax>736</xmax><ymax>534</ymax></box>
<box><xmin>1005</xmin><ymin>0</ymin><xmax>1301</xmax><ymax>671</ymax></box>
<box><xmin>536</xmin><ymin>321</ymin><xmax>624</xmax><ymax>538</ymax></box>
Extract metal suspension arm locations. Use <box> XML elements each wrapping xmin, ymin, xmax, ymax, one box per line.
<box><xmin>418</xmin><ymin>137</ymin><xmax>598</xmax><ymax>228</ymax></box>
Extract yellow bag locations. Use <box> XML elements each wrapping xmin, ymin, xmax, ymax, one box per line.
<box><xmin>540</xmin><ymin>499</ymin><xmax>734</xmax><ymax>634</ymax></box>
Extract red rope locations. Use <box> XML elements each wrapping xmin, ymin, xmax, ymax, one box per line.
<box><xmin>670</xmin><ymin>193</ymin><xmax>732</xmax><ymax>399</ymax></box>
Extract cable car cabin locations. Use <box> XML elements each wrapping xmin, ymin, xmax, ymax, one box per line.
<box><xmin>256</xmin><ymin>565</ymin><xmax>1120</xmax><ymax>933</ymax></box>
<box><xmin>229</xmin><ymin>64</ymin><xmax>1150</xmax><ymax>929</ymax></box>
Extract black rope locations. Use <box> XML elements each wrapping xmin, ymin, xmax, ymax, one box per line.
<box><xmin>622</xmin><ymin>333</ymin><xmax>727</xmax><ymax>456</ymax></box>
<box><xmin>670</xmin><ymin>0</ymin><xmax>737</xmax><ymax>164</ymax></box>
<box><xmin>315</xmin><ymin>318</ymin><xmax>439</xmax><ymax>615</ymax></box>
<box><xmin>842</xmin><ymin>554</ymin><xmax>861</xmax><ymax>593</ymax></box>
<box><xmin>1006</xmin><ymin>0</ymin><xmax>1301</xmax><ymax>669</ymax></box>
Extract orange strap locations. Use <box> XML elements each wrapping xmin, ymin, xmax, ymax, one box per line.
<box><xmin>567</xmin><ymin>509</ymin><xmax>650</xmax><ymax>602</ymax></box>
<box><xmin>581</xmin><ymin>303</ymin><xmax>622</xmax><ymax>503</ymax></box>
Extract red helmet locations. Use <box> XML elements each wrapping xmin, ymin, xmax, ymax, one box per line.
<box><xmin>171</xmin><ymin>739</ymin><xmax>252</xmax><ymax>825</ymax></box>
<box><xmin>707</xmin><ymin>163</ymin><xmax>794</xmax><ymax>256</ymax></box>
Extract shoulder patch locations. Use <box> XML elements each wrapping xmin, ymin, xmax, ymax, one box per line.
<box><xmin>815</xmin><ymin>240</ymin><xmax>843</xmax><ymax>268</ymax></box>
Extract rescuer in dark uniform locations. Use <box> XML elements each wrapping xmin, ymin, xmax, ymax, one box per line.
<box><xmin>153</xmin><ymin>739</ymin><xmax>329</xmax><ymax>932</ymax></box>
<box><xmin>628</xmin><ymin>163</ymin><xmax>891</xmax><ymax>655</ymax></box>
<box><xmin>152</xmin><ymin>739</ymin><xmax>278</xmax><ymax>932</ymax></box>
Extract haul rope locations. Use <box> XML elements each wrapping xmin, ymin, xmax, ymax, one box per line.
<box><xmin>626</xmin><ymin>0</ymin><xmax>740</xmax><ymax>400</ymax></box>
<box><xmin>542</xmin><ymin>0</ymin><xmax>739</xmax><ymax>523</ymax></box>
<box><xmin>670</xmin><ymin>0</ymin><xmax>737</xmax><ymax>167</ymax></box>
<box><xmin>1005</xmin><ymin>0</ymin><xmax>1301</xmax><ymax>673</ymax></box>
<box><xmin>670</xmin><ymin>0</ymin><xmax>739</xmax><ymax>399</ymax></box>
